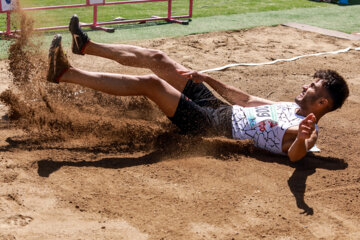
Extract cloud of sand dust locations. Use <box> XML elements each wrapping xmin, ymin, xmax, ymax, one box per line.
<box><xmin>0</xmin><ymin>11</ymin><xmax>170</xmax><ymax>150</ymax></box>
<box><xmin>0</xmin><ymin>11</ymin><xmax>252</xmax><ymax>158</ymax></box>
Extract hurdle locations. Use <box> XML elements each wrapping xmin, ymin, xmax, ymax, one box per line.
<box><xmin>0</xmin><ymin>0</ymin><xmax>193</xmax><ymax>37</ymax></box>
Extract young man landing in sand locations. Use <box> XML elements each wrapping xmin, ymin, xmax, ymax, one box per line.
<box><xmin>47</xmin><ymin>15</ymin><xmax>349</xmax><ymax>162</ymax></box>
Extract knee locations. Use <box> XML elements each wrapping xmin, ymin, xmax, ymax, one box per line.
<box><xmin>148</xmin><ymin>49</ymin><xmax>167</xmax><ymax>63</ymax></box>
<box><xmin>139</xmin><ymin>74</ymin><xmax>164</xmax><ymax>93</ymax></box>
<box><xmin>140</xmin><ymin>74</ymin><xmax>160</xmax><ymax>82</ymax></box>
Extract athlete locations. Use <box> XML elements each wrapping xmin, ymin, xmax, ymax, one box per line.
<box><xmin>47</xmin><ymin>15</ymin><xmax>349</xmax><ymax>162</ymax></box>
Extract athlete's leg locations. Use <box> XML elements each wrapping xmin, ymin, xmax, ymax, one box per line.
<box><xmin>84</xmin><ymin>41</ymin><xmax>189</xmax><ymax>92</ymax></box>
<box><xmin>60</xmin><ymin>68</ymin><xmax>180</xmax><ymax>117</ymax></box>
<box><xmin>69</xmin><ymin>15</ymin><xmax>189</xmax><ymax>92</ymax></box>
<box><xmin>48</xmin><ymin>34</ymin><xmax>181</xmax><ymax>117</ymax></box>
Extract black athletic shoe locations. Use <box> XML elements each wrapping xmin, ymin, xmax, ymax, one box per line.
<box><xmin>69</xmin><ymin>14</ymin><xmax>90</xmax><ymax>55</ymax></box>
<box><xmin>47</xmin><ymin>34</ymin><xmax>71</xmax><ymax>84</ymax></box>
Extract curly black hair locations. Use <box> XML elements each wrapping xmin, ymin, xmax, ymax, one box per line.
<box><xmin>313</xmin><ymin>69</ymin><xmax>349</xmax><ymax>111</ymax></box>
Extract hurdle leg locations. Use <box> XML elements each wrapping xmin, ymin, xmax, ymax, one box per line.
<box><xmin>90</xmin><ymin>5</ymin><xmax>115</xmax><ymax>33</ymax></box>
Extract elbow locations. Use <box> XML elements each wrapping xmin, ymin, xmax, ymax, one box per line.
<box><xmin>289</xmin><ymin>156</ymin><xmax>300</xmax><ymax>162</ymax></box>
<box><xmin>288</xmin><ymin>153</ymin><xmax>305</xmax><ymax>162</ymax></box>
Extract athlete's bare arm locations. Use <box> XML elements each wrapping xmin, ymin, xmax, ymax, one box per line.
<box><xmin>287</xmin><ymin>114</ymin><xmax>318</xmax><ymax>162</ymax></box>
<box><xmin>178</xmin><ymin>70</ymin><xmax>275</xmax><ymax>107</ymax></box>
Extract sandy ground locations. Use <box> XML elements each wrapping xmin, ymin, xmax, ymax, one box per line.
<box><xmin>1</xmin><ymin>25</ymin><xmax>360</xmax><ymax>239</ymax></box>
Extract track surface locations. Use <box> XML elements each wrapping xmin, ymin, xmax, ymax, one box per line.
<box><xmin>1</xmin><ymin>25</ymin><xmax>360</xmax><ymax>239</ymax></box>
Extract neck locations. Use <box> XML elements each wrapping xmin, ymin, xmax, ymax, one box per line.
<box><xmin>296</xmin><ymin>108</ymin><xmax>325</xmax><ymax>123</ymax></box>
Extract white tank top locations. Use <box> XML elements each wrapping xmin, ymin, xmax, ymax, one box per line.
<box><xmin>231</xmin><ymin>102</ymin><xmax>318</xmax><ymax>154</ymax></box>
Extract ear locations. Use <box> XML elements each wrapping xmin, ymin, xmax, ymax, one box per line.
<box><xmin>318</xmin><ymin>97</ymin><xmax>331</xmax><ymax>111</ymax></box>
<box><xmin>319</xmin><ymin>97</ymin><xmax>328</xmax><ymax>106</ymax></box>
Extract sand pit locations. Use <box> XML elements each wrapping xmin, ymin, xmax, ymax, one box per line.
<box><xmin>1</xmin><ymin>25</ymin><xmax>360</xmax><ymax>239</ymax></box>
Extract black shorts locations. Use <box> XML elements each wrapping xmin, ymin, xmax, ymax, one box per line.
<box><xmin>168</xmin><ymin>80</ymin><xmax>233</xmax><ymax>137</ymax></box>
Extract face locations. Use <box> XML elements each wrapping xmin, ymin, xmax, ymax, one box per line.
<box><xmin>295</xmin><ymin>78</ymin><xmax>327</xmax><ymax>110</ymax></box>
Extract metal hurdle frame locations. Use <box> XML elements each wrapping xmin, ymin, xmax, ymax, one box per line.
<box><xmin>0</xmin><ymin>0</ymin><xmax>193</xmax><ymax>37</ymax></box>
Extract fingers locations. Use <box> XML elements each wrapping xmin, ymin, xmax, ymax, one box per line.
<box><xmin>298</xmin><ymin>116</ymin><xmax>316</xmax><ymax>139</ymax></box>
<box><xmin>176</xmin><ymin>69</ymin><xmax>194</xmax><ymax>75</ymax></box>
<box><xmin>298</xmin><ymin>125</ymin><xmax>313</xmax><ymax>139</ymax></box>
<box><xmin>298</xmin><ymin>113</ymin><xmax>317</xmax><ymax>140</ymax></box>
<box><xmin>176</xmin><ymin>69</ymin><xmax>206</xmax><ymax>83</ymax></box>
<box><xmin>176</xmin><ymin>69</ymin><xmax>205</xmax><ymax>83</ymax></box>
<box><xmin>305</xmin><ymin>113</ymin><xmax>316</xmax><ymax>122</ymax></box>
<box><xmin>301</xmin><ymin>113</ymin><xmax>316</xmax><ymax>128</ymax></box>
<box><xmin>300</xmin><ymin>129</ymin><xmax>312</xmax><ymax>138</ymax></box>
<box><xmin>176</xmin><ymin>69</ymin><xmax>196</xmax><ymax>79</ymax></box>
<box><xmin>300</xmin><ymin>121</ymin><xmax>315</xmax><ymax>133</ymax></box>
<box><xmin>176</xmin><ymin>69</ymin><xmax>188</xmax><ymax>74</ymax></box>
<box><xmin>301</xmin><ymin>124</ymin><xmax>313</xmax><ymax>133</ymax></box>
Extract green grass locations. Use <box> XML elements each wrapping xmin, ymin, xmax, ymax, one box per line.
<box><xmin>1</xmin><ymin>0</ymin><xmax>331</xmax><ymax>30</ymax></box>
<box><xmin>1</xmin><ymin>1</ymin><xmax>360</xmax><ymax>59</ymax></box>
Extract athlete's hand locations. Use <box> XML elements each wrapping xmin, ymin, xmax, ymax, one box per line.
<box><xmin>176</xmin><ymin>70</ymin><xmax>207</xmax><ymax>83</ymax></box>
<box><xmin>297</xmin><ymin>113</ymin><xmax>316</xmax><ymax>141</ymax></box>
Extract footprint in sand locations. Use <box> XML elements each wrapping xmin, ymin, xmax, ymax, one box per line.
<box><xmin>4</xmin><ymin>214</ymin><xmax>33</xmax><ymax>227</ymax></box>
<box><xmin>0</xmin><ymin>234</ymin><xmax>16</xmax><ymax>240</ymax></box>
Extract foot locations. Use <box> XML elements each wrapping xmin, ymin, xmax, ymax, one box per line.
<box><xmin>69</xmin><ymin>14</ymin><xmax>90</xmax><ymax>55</ymax></box>
<box><xmin>47</xmin><ymin>34</ymin><xmax>71</xmax><ymax>84</ymax></box>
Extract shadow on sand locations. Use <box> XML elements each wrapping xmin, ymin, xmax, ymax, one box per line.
<box><xmin>1</xmin><ymin>133</ymin><xmax>346</xmax><ymax>215</ymax></box>
<box><xmin>252</xmin><ymin>151</ymin><xmax>347</xmax><ymax>215</ymax></box>
<box><xmin>32</xmin><ymin>135</ymin><xmax>348</xmax><ymax>215</ymax></box>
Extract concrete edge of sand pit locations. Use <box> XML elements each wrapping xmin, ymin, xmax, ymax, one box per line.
<box><xmin>282</xmin><ymin>22</ymin><xmax>360</xmax><ymax>41</ymax></box>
